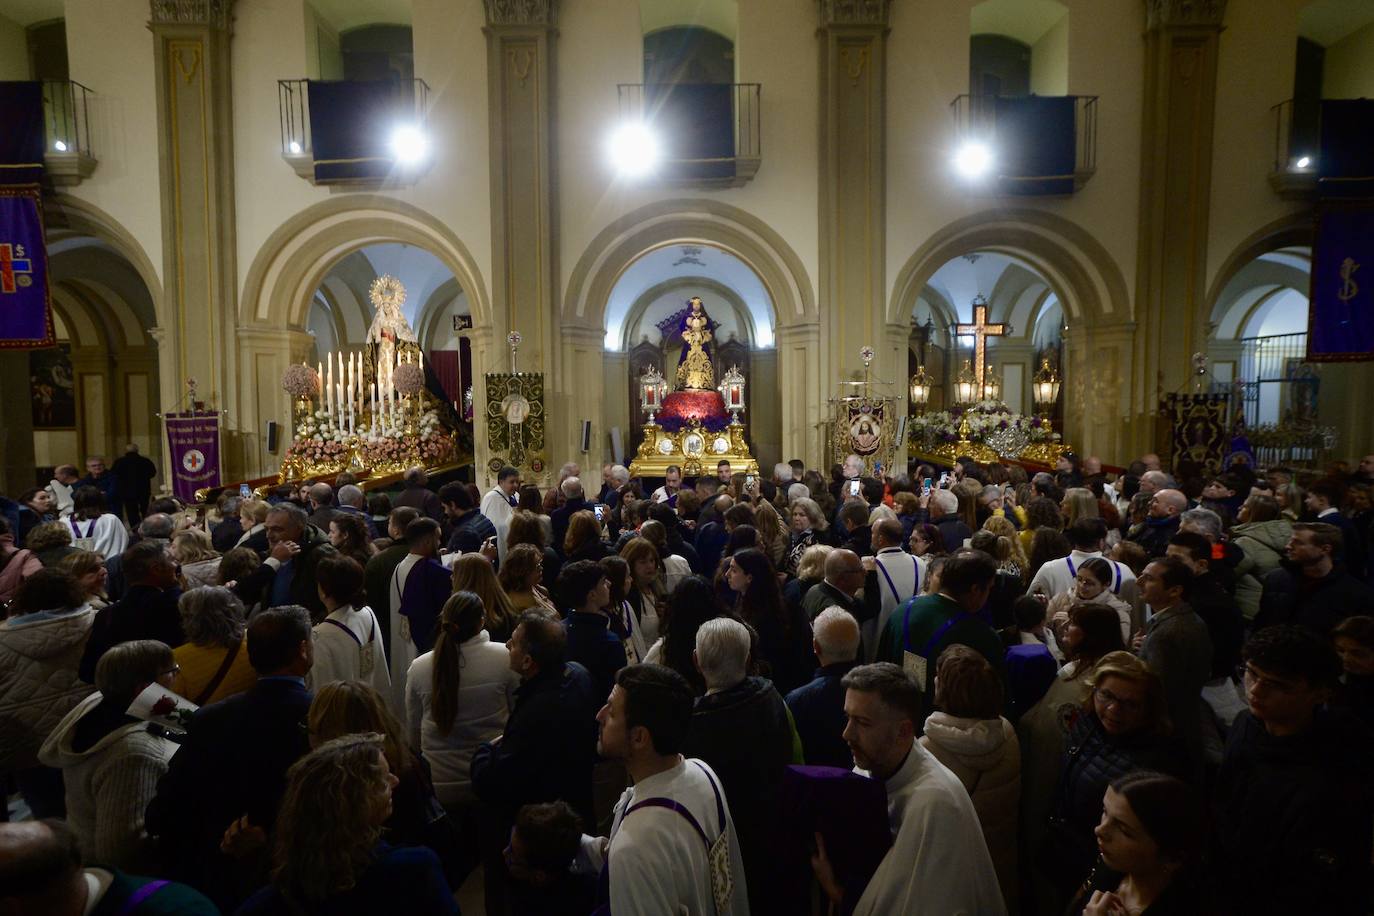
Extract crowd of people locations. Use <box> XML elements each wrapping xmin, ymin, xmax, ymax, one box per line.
<box><xmin>2</xmin><ymin>448</ymin><xmax>1374</xmax><ymax>915</ymax></box>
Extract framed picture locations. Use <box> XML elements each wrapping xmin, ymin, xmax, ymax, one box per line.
<box><xmin>30</xmin><ymin>343</ymin><xmax>76</xmax><ymax>429</ymax></box>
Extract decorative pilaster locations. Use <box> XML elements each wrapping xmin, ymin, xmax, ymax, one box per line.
<box><xmin>148</xmin><ymin>0</ymin><xmax>239</xmax><ymax>452</ymax></box>
<box><xmin>1132</xmin><ymin>0</ymin><xmax>1226</xmax><ymax>451</ymax></box>
<box><xmin>483</xmin><ymin>0</ymin><xmax>557</xmax><ymax>483</ymax></box>
<box><xmin>1066</xmin><ymin>321</ymin><xmax>1139</xmax><ymax>462</ymax></box>
<box><xmin>817</xmin><ymin>0</ymin><xmax>890</xmax><ymax>385</ymax></box>
<box><xmin>777</xmin><ymin>321</ymin><xmax>825</xmax><ymax>467</ymax></box>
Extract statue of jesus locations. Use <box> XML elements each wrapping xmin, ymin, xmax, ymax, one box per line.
<box><xmin>675</xmin><ymin>296</ymin><xmax>715</xmax><ymax>390</ymax></box>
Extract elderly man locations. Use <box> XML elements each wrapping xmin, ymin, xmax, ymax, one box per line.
<box><xmin>1141</xmin><ymin>452</ymin><xmax>1163</xmax><ymax>472</ymax></box>
<box><xmin>78</xmin><ymin>540</ymin><xmax>184</xmax><ymax>683</ymax></box>
<box><xmin>1083</xmin><ymin>455</ymin><xmax>1104</xmax><ymax>478</ymax></box>
<box><xmin>333</xmin><ymin>484</ymin><xmax>378</xmax><ymax>539</ymax></box>
<box><xmin>1129</xmin><ymin>487</ymin><xmax>1187</xmax><ymax>558</ymax></box>
<box><xmin>550</xmin><ymin>476</ymin><xmax>591</xmax><ymax>555</ymax></box>
<box><xmin>803</xmin><ymin>548</ymin><xmax>868</xmax><ymax>623</ymax></box>
<box><xmin>925</xmin><ymin>488</ymin><xmax>971</xmax><ymax>554</ymax></box>
<box><xmin>304</xmin><ymin>482</ymin><xmax>336</xmax><ymax>531</ymax></box>
<box><xmin>104</xmin><ymin>513</ymin><xmax>176</xmax><ymax>602</ymax></box>
<box><xmin>392</xmin><ymin>467</ymin><xmax>444</xmax><ymax>521</ymax></box>
<box><xmin>786</xmin><ymin>607</ymin><xmax>862</xmax><ymax>767</ymax></box>
<box><xmin>809</xmin><ymin>663</ymin><xmax>1006</xmax><ymax>915</ymax></box>
<box><xmin>75</xmin><ymin>456</ymin><xmax>121</xmax><ymax>523</ymax></box>
<box><xmin>1136</xmin><ymin>469</ymin><xmax>1176</xmax><ymax>498</ymax></box>
<box><xmin>481</xmin><ymin>466</ymin><xmax>521</xmax><ymax>563</ymax></box>
<box><xmin>684</xmin><ymin>617</ymin><xmax>798</xmax><ymax>916</ymax></box>
<box><xmin>231</xmin><ymin>503</ymin><xmax>335</xmax><ymax>621</ymax></box>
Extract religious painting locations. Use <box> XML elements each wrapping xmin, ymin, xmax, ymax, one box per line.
<box><xmin>848</xmin><ymin>402</ymin><xmax>884</xmax><ymax>456</ymax></box>
<box><xmin>1160</xmin><ymin>393</ymin><xmax>1229</xmax><ymax>479</ymax></box>
<box><xmin>30</xmin><ymin>342</ymin><xmax>75</xmax><ymax>429</ymax></box>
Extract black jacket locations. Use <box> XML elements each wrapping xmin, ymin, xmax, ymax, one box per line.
<box><xmin>561</xmin><ymin>611</ymin><xmax>627</xmax><ymax>704</ymax></box>
<box><xmin>232</xmin><ymin>525</ymin><xmax>337</xmax><ymax>622</ymax></box>
<box><xmin>784</xmin><ymin>661</ymin><xmax>858</xmax><ymax>768</ymax></box>
<box><xmin>146</xmin><ymin>677</ymin><xmax>313</xmax><ymax>909</ymax></box>
<box><xmin>210</xmin><ymin>516</ymin><xmax>244</xmax><ymax>553</ymax></box>
<box><xmin>550</xmin><ymin>498</ymin><xmax>590</xmax><ymax>556</ymax></box>
<box><xmin>79</xmin><ymin>585</ymin><xmax>184</xmax><ymax>683</ymax></box>
<box><xmin>470</xmin><ymin>662</ymin><xmax>598</xmax><ymax>829</ymax></box>
<box><xmin>684</xmin><ymin>676</ymin><xmax>798</xmax><ymax>916</ymax></box>
<box><xmin>1188</xmin><ymin>571</ymin><xmax>1245</xmax><ymax>679</ymax></box>
<box><xmin>1128</xmin><ymin>515</ymin><xmax>1181</xmax><ymax>559</ymax></box>
<box><xmin>1257</xmin><ymin>562</ymin><xmax>1374</xmax><ymax>634</ymax></box>
<box><xmin>1215</xmin><ymin>709</ymin><xmax>1374</xmax><ymax>915</ymax></box>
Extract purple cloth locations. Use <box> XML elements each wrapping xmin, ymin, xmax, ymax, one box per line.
<box><xmin>398</xmin><ymin>557</ymin><xmax>451</xmax><ymax>654</ymax></box>
<box><xmin>779</xmin><ymin>765</ymin><xmax>891</xmax><ymax>915</ymax></box>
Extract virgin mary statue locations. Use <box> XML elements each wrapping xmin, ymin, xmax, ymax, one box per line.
<box><xmin>366</xmin><ymin>275</ymin><xmax>419</xmax><ymax>391</ymax></box>
<box><xmin>674</xmin><ymin>297</ymin><xmax>716</xmax><ymax>390</ymax></box>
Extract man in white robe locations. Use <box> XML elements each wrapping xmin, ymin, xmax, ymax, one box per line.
<box><xmin>388</xmin><ymin>517</ymin><xmax>439</xmax><ymax>714</ymax></box>
<box><xmin>578</xmin><ymin>664</ymin><xmax>750</xmax><ymax>915</ymax></box>
<box><xmin>479</xmin><ymin>465</ymin><xmax>520</xmax><ymax>565</ymax></box>
<box><xmin>865</xmin><ymin>518</ymin><xmax>924</xmax><ymax>662</ymax></box>
<box><xmin>1027</xmin><ymin>517</ymin><xmax>1138</xmax><ymax>609</ymax></box>
<box><xmin>812</xmin><ymin>662</ymin><xmax>1007</xmax><ymax>916</ymax></box>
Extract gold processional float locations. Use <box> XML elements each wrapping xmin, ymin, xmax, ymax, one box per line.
<box><xmin>276</xmin><ymin>275</ymin><xmax>461</xmax><ymax>483</ymax></box>
<box><xmin>629</xmin><ymin>296</ymin><xmax>760</xmax><ymax>479</ymax></box>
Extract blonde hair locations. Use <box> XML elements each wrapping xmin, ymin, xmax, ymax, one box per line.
<box><xmin>271</xmin><ymin>733</ymin><xmax>390</xmax><ymax>906</ymax></box>
<box><xmin>753</xmin><ymin>500</ymin><xmax>785</xmax><ymax>551</ymax></box>
<box><xmin>1062</xmin><ymin>488</ymin><xmax>1100</xmax><ymax>526</ymax></box>
<box><xmin>790</xmin><ymin>497</ymin><xmax>827</xmax><ymax>532</ymax></box>
<box><xmin>307</xmin><ymin>681</ymin><xmax>411</xmax><ymax>777</ymax></box>
<box><xmin>239</xmin><ymin>498</ymin><xmax>269</xmax><ymax>525</ymax></box>
<box><xmin>797</xmin><ymin>543</ymin><xmax>834</xmax><ymax>581</ymax></box>
<box><xmin>868</xmin><ymin>505</ymin><xmax>898</xmax><ymax>526</ymax></box>
<box><xmin>1085</xmin><ymin>651</ymin><xmax>1172</xmax><ymax>736</ymax></box>
<box><xmin>56</xmin><ymin>549</ymin><xmax>105</xmax><ymax>583</ymax></box>
<box><xmin>981</xmin><ymin>515</ymin><xmax>1028</xmax><ymax>568</ymax></box>
<box><xmin>171</xmin><ymin>527</ymin><xmax>220</xmax><ymax>564</ymax></box>
<box><xmin>452</xmin><ymin>553</ymin><xmax>518</xmax><ymax>638</ymax></box>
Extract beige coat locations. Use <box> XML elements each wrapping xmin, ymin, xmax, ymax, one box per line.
<box><xmin>921</xmin><ymin>713</ymin><xmax>1022</xmax><ymax>913</ymax></box>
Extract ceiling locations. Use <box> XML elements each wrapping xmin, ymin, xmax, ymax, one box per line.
<box><xmin>1299</xmin><ymin>0</ymin><xmax>1374</xmax><ymax>46</ymax></box>
<box><xmin>970</xmin><ymin>0</ymin><xmax>1068</xmax><ymax>46</ymax></box>
<box><xmin>0</xmin><ymin>0</ymin><xmax>63</xmax><ymax>26</ymax></box>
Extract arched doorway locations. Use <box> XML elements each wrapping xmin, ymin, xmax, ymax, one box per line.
<box><xmin>562</xmin><ymin>198</ymin><xmax>818</xmax><ymax>466</ymax></box>
<box><xmin>603</xmin><ymin>244</ymin><xmax>779</xmax><ymax>467</ymax></box>
<box><xmin>238</xmin><ymin>197</ymin><xmax>489</xmax><ymax>479</ymax></box>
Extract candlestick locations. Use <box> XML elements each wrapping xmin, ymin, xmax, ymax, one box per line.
<box><xmin>326</xmin><ymin>358</ymin><xmax>334</xmax><ymax>421</ymax></box>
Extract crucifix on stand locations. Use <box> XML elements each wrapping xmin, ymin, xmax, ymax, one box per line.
<box><xmin>508</xmin><ymin>331</ymin><xmax>522</xmax><ymax>373</ymax></box>
<box><xmin>955</xmin><ymin>295</ymin><xmax>1007</xmax><ymax>398</ymax></box>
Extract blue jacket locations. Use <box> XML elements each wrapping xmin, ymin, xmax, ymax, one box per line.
<box><xmin>784</xmin><ymin>661</ymin><xmax>857</xmax><ymax>768</ymax></box>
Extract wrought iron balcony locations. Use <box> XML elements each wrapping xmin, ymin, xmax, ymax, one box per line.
<box><xmin>278</xmin><ymin>78</ymin><xmax>432</xmax><ymax>187</ymax></box>
<box><xmin>1269</xmin><ymin>99</ymin><xmax>1317</xmax><ymax>199</ymax></box>
<box><xmin>43</xmin><ymin>80</ymin><xmax>97</xmax><ymax>186</ymax></box>
<box><xmin>617</xmin><ymin>82</ymin><xmax>761</xmax><ymax>189</ymax></box>
<box><xmin>949</xmin><ymin>93</ymin><xmax>1098</xmax><ymax>195</ymax></box>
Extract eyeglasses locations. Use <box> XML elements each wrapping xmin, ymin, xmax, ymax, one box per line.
<box><xmin>160</xmin><ymin>665</ymin><xmax>181</xmax><ymax>677</ymax></box>
<box><xmin>1094</xmin><ymin>687</ymin><xmax>1142</xmax><ymax>714</ymax></box>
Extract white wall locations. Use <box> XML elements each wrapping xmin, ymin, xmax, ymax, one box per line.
<box><xmin>888</xmin><ymin>0</ymin><xmax>1142</xmax><ymax>321</ymax></box>
<box><xmin>1324</xmin><ymin>20</ymin><xmax>1374</xmax><ymax>98</ymax></box>
<box><xmin>556</xmin><ymin>0</ymin><xmax>820</xmax><ymax>328</ymax></box>
<box><xmin>0</xmin><ymin>13</ymin><xmax>27</xmax><ymax>80</ymax></box>
<box><xmin>63</xmin><ymin>0</ymin><xmax>164</xmax><ymax>292</ymax></box>
<box><xmin>1030</xmin><ymin>13</ymin><xmax>1068</xmax><ymax>96</ymax></box>
<box><xmin>1206</xmin><ymin>0</ymin><xmax>1308</xmax><ymax>291</ymax></box>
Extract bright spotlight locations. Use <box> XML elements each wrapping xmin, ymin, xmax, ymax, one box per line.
<box><xmin>953</xmin><ymin>141</ymin><xmax>994</xmax><ymax>179</ymax></box>
<box><xmin>53</xmin><ymin>139</ymin><xmax>68</xmax><ymax>152</ymax></box>
<box><xmin>390</xmin><ymin>125</ymin><xmax>429</xmax><ymax>165</ymax></box>
<box><xmin>288</xmin><ymin>140</ymin><xmax>302</xmax><ymax>155</ymax></box>
<box><xmin>606</xmin><ymin>122</ymin><xmax>660</xmax><ymax>178</ymax></box>
<box><xmin>1295</xmin><ymin>155</ymin><xmax>1312</xmax><ymax>170</ymax></box>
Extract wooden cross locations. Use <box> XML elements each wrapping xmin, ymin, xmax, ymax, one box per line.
<box><xmin>955</xmin><ymin>296</ymin><xmax>1006</xmax><ymax>393</ymax></box>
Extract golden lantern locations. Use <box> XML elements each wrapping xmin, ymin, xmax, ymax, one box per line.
<box><xmin>955</xmin><ymin>359</ymin><xmax>977</xmax><ymax>404</ymax></box>
<box><xmin>908</xmin><ymin>364</ymin><xmax>932</xmax><ymax>413</ymax></box>
<box><xmin>1032</xmin><ymin>357</ymin><xmax>1061</xmax><ymax>412</ymax></box>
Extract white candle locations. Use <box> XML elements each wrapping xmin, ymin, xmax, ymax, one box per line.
<box><xmin>371</xmin><ymin>382</ymin><xmax>378</xmax><ymax>435</ymax></box>
<box><xmin>316</xmin><ymin>362</ymin><xmax>322</xmax><ymax>405</ymax></box>
<box><xmin>326</xmin><ymin>359</ymin><xmax>334</xmax><ymax>419</ymax></box>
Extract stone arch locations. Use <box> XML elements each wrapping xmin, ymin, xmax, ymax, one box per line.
<box><xmin>564</xmin><ymin>198</ymin><xmax>816</xmax><ymax>333</ymax></box>
<box><xmin>239</xmin><ymin>195</ymin><xmax>490</xmax><ymax>330</ymax></box>
<box><xmin>620</xmin><ymin>276</ymin><xmax>757</xmax><ymax>352</ymax></box>
<box><xmin>45</xmin><ymin>194</ymin><xmax>165</xmax><ymax>327</ymax></box>
<box><xmin>888</xmin><ymin>209</ymin><xmax>1129</xmax><ymax>327</ymax></box>
<box><xmin>1205</xmin><ymin>212</ymin><xmax>1314</xmax><ymax>330</ymax></box>
<box><xmin>415</xmin><ymin>277</ymin><xmax>466</xmax><ymax>352</ymax></box>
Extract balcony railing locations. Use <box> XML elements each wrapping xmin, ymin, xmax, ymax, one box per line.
<box><xmin>950</xmin><ymin>93</ymin><xmax>1098</xmax><ymax>194</ymax></box>
<box><xmin>617</xmin><ymin>82</ymin><xmax>761</xmax><ymax>188</ymax></box>
<box><xmin>42</xmin><ymin>80</ymin><xmax>97</xmax><ymax>186</ymax></box>
<box><xmin>278</xmin><ymin>78</ymin><xmax>431</xmax><ymax>186</ymax></box>
<box><xmin>1269</xmin><ymin>99</ymin><xmax>1317</xmax><ymax>198</ymax></box>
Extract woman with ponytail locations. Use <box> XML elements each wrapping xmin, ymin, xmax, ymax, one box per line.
<box><xmin>404</xmin><ymin>590</ymin><xmax>519</xmax><ymax>813</ymax></box>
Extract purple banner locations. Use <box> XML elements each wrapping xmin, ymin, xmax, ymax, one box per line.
<box><xmin>165</xmin><ymin>412</ymin><xmax>222</xmax><ymax>502</ymax></box>
<box><xmin>0</xmin><ymin>187</ymin><xmax>54</xmax><ymax>349</ymax></box>
<box><xmin>1309</xmin><ymin>205</ymin><xmax>1374</xmax><ymax>361</ymax></box>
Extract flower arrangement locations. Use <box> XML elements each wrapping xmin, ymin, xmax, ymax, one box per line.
<box><xmin>394</xmin><ymin>363</ymin><xmax>425</xmax><ymax>396</ymax></box>
<box><xmin>281</xmin><ymin>363</ymin><xmax>320</xmax><ymax>399</ymax></box>
<box><xmin>657</xmin><ymin>389</ymin><xmax>731</xmax><ymax>432</ymax></box>
<box><xmin>909</xmin><ymin>401</ymin><xmax>1060</xmax><ymax>456</ymax></box>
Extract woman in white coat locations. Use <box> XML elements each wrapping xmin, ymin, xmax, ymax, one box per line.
<box><xmin>309</xmin><ymin>555</ymin><xmax>390</xmax><ymax>701</ymax></box>
<box><xmin>405</xmin><ymin>590</ymin><xmax>519</xmax><ymax>814</ymax></box>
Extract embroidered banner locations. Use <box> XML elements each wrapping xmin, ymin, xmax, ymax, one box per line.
<box><xmin>0</xmin><ymin>186</ymin><xmax>54</xmax><ymax>348</ymax></box>
<box><xmin>165</xmin><ymin>412</ymin><xmax>222</xmax><ymax>502</ymax></box>
<box><xmin>1308</xmin><ymin>205</ymin><xmax>1374</xmax><ymax>362</ymax></box>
